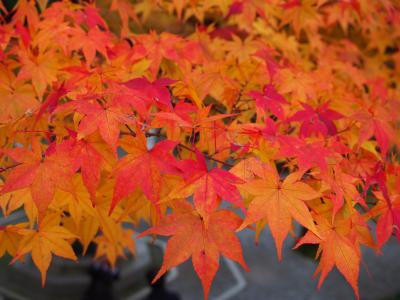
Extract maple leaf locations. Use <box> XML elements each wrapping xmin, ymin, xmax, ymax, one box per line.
<box><xmin>138</xmin><ymin>201</ymin><xmax>249</xmax><ymax>300</ymax></box>
<box><xmin>110</xmin><ymin>0</ymin><xmax>140</xmax><ymax>36</ymax></box>
<box><xmin>197</xmin><ymin>121</ymin><xmax>233</xmax><ymax>162</ymax></box>
<box><xmin>248</xmin><ymin>83</ymin><xmax>288</xmax><ymax>119</ymax></box>
<box><xmin>35</xmin><ymin>82</ymin><xmax>69</xmax><ymax>121</ymax></box>
<box><xmin>151</xmin><ymin>101</ymin><xmax>196</xmax><ymax>140</ymax></box>
<box><xmin>0</xmin><ymin>224</ymin><xmax>24</xmax><ymax>257</ymax></box>
<box><xmin>369</xmin><ymin>191</ymin><xmax>400</xmax><ymax>247</ymax></box>
<box><xmin>275</xmin><ymin>69</ymin><xmax>326</xmax><ymax>102</ymax></box>
<box><xmin>363</xmin><ymin>162</ymin><xmax>391</xmax><ymax>203</ymax></box>
<box><xmin>11</xmin><ymin>214</ymin><xmax>77</xmax><ymax>286</ymax></box>
<box><xmin>0</xmin><ymin>188</ymin><xmax>37</xmax><ymax>227</ymax></box>
<box><xmin>16</xmin><ymin>48</ymin><xmax>62</xmax><ymax>100</ymax></box>
<box><xmin>289</xmin><ymin>102</ymin><xmax>343</xmax><ymax>137</ymax></box>
<box><xmin>78</xmin><ymin>215</ymin><xmax>99</xmax><ymax>255</ymax></box>
<box><xmin>110</xmin><ymin>131</ymin><xmax>179</xmax><ymax>213</ymax></box>
<box><xmin>75</xmin><ymin>6</ymin><xmax>108</xmax><ymax>30</ymax></box>
<box><xmin>294</xmin><ymin>213</ymin><xmax>362</xmax><ymax>299</ymax></box>
<box><xmin>253</xmin><ymin>48</ymin><xmax>280</xmax><ymax>80</ymax></box>
<box><xmin>94</xmin><ymin>228</ymin><xmax>135</xmax><ymax>267</ymax></box>
<box><xmin>134</xmin><ymin>31</ymin><xmax>181</xmax><ymax>77</ymax></box>
<box><xmin>322</xmin><ymin>0</ymin><xmax>361</xmax><ymax>32</ymax></box>
<box><xmin>350</xmin><ymin>99</ymin><xmax>398</xmax><ymax>158</ymax></box>
<box><xmin>1</xmin><ymin>139</ymin><xmax>78</xmax><ymax>215</ymax></box>
<box><xmin>47</xmin><ymin>174</ymin><xmax>99</xmax><ymax>243</ymax></box>
<box><xmin>0</xmin><ymin>64</ymin><xmax>38</xmax><ymax>124</ymax></box>
<box><xmin>155</xmin><ymin>104</ymin><xmax>235</xmax><ymax>133</ymax></box>
<box><xmin>0</xmin><ymin>1</ymin><xmax>6</xmax><ymax>14</ymax></box>
<box><xmin>278</xmin><ymin>136</ymin><xmax>335</xmax><ymax>172</ymax></box>
<box><xmin>318</xmin><ymin>166</ymin><xmax>361</xmax><ymax>220</ymax></box>
<box><xmin>124</xmin><ymin>77</ymin><xmax>175</xmax><ymax>110</ymax></box>
<box><xmin>238</xmin><ymin>163</ymin><xmax>321</xmax><ymax>259</ymax></box>
<box><xmin>54</xmin><ymin>92</ymin><xmax>134</xmax><ymax>150</ymax></box>
<box><xmin>169</xmin><ymin>149</ymin><xmax>244</xmax><ymax>222</ymax></box>
<box><xmin>279</xmin><ymin>0</ymin><xmax>321</xmax><ymax>37</ymax></box>
<box><xmin>360</xmin><ymin>118</ymin><xmax>396</xmax><ymax>159</ymax></box>
<box><xmin>69</xmin><ymin>26</ymin><xmax>112</xmax><ymax>65</ymax></box>
<box><xmin>11</xmin><ymin>0</ymin><xmax>40</xmax><ymax>32</ymax></box>
<box><xmin>153</xmin><ymin>104</ymin><xmax>235</xmax><ymax>160</ymax></box>
<box><xmin>67</xmin><ymin>132</ymin><xmax>114</xmax><ymax>203</ymax></box>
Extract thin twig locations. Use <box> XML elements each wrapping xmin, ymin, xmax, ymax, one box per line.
<box><xmin>121</xmin><ymin>129</ymin><xmax>163</xmax><ymax>138</ymax></box>
<box><xmin>177</xmin><ymin>143</ymin><xmax>233</xmax><ymax>168</ymax></box>
<box><xmin>0</xmin><ymin>163</ymin><xmax>21</xmax><ymax>173</ymax></box>
<box><xmin>124</xmin><ymin>125</ymin><xmax>136</xmax><ymax>136</ymax></box>
<box><xmin>123</xmin><ymin>125</ymin><xmax>233</xmax><ymax>167</ymax></box>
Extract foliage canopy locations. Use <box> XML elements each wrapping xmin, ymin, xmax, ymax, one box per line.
<box><xmin>0</xmin><ymin>0</ymin><xmax>400</xmax><ymax>299</ymax></box>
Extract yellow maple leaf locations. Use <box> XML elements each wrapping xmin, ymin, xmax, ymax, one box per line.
<box><xmin>11</xmin><ymin>214</ymin><xmax>77</xmax><ymax>286</ymax></box>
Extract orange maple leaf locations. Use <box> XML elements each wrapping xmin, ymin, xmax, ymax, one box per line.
<box><xmin>138</xmin><ymin>201</ymin><xmax>249</xmax><ymax>300</ymax></box>
<box><xmin>238</xmin><ymin>163</ymin><xmax>321</xmax><ymax>259</ymax></box>
<box><xmin>294</xmin><ymin>213</ymin><xmax>362</xmax><ymax>300</ymax></box>
<box><xmin>0</xmin><ymin>224</ymin><xmax>24</xmax><ymax>257</ymax></box>
<box><xmin>0</xmin><ymin>65</ymin><xmax>39</xmax><ymax>124</ymax></box>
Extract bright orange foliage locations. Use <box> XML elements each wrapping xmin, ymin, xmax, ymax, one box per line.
<box><xmin>0</xmin><ymin>1</ymin><xmax>399</xmax><ymax>299</ymax></box>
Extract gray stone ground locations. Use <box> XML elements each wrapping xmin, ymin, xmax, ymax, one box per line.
<box><xmin>168</xmin><ymin>229</ymin><xmax>400</xmax><ymax>300</ymax></box>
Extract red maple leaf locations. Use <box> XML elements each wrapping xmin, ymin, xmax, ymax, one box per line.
<box><xmin>170</xmin><ymin>149</ymin><xmax>244</xmax><ymax>221</ymax></box>
<box><xmin>289</xmin><ymin>102</ymin><xmax>342</xmax><ymax>137</ymax></box>
<box><xmin>1</xmin><ymin>139</ymin><xmax>78</xmax><ymax>215</ymax></box>
<box><xmin>248</xmin><ymin>83</ymin><xmax>288</xmax><ymax>119</ymax></box>
<box><xmin>110</xmin><ymin>130</ymin><xmax>179</xmax><ymax>214</ymax></box>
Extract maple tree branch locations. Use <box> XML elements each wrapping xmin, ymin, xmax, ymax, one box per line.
<box><xmin>177</xmin><ymin>143</ymin><xmax>234</xmax><ymax>168</ymax></box>
<box><xmin>121</xmin><ymin>131</ymin><xmax>161</xmax><ymax>137</ymax></box>
<box><xmin>121</xmin><ymin>127</ymin><xmax>234</xmax><ymax>167</ymax></box>
<box><xmin>122</xmin><ymin>125</ymin><xmax>164</xmax><ymax>138</ymax></box>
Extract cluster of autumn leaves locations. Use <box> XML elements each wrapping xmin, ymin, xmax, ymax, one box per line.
<box><xmin>0</xmin><ymin>0</ymin><xmax>399</xmax><ymax>299</ymax></box>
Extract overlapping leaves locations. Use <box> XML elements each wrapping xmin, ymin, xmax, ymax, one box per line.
<box><xmin>0</xmin><ymin>1</ymin><xmax>399</xmax><ymax>299</ymax></box>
